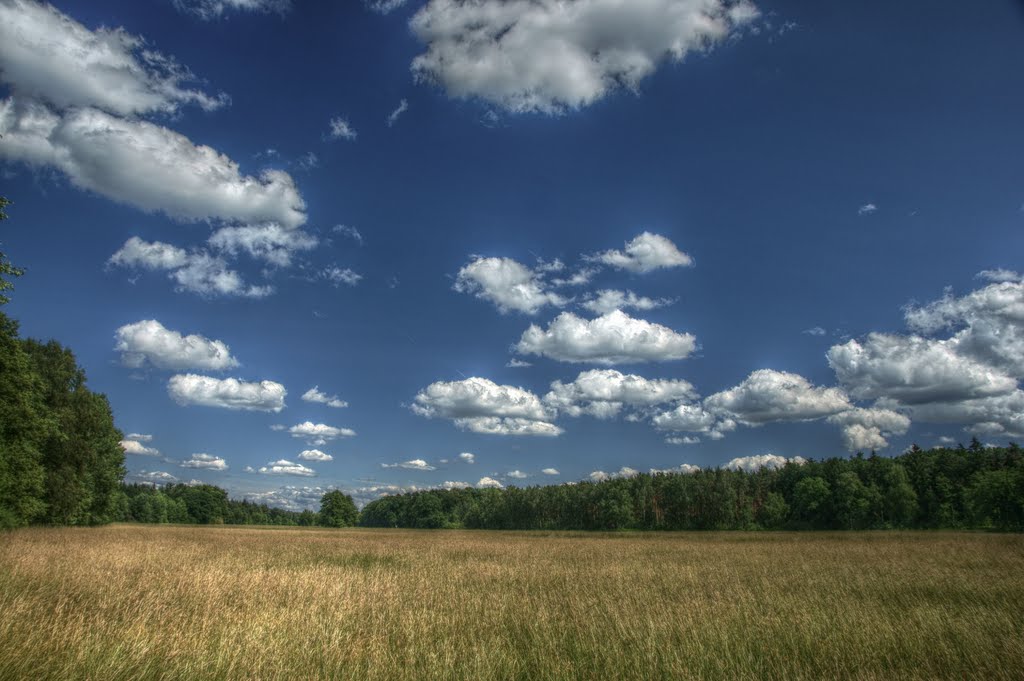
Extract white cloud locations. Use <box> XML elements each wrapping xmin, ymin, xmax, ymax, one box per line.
<box><xmin>827</xmin><ymin>333</ymin><xmax>1016</xmax><ymax>404</ymax></box>
<box><xmin>704</xmin><ymin>369</ymin><xmax>852</xmax><ymax>425</ymax></box>
<box><xmin>541</xmin><ymin>468</ymin><xmax>559</xmax><ymax>475</ymax></box>
<box><xmin>650</xmin><ymin>463</ymin><xmax>701</xmax><ymax>474</ymax></box>
<box><xmin>302</xmin><ymin>386</ymin><xmax>348</xmax><ymax>409</ymax></box>
<box><xmin>587</xmin><ymin>466</ymin><xmax>639</xmax><ymax>483</ymax></box>
<box><xmin>441</xmin><ymin>480</ymin><xmax>471</xmax><ymax>489</ymax></box>
<box><xmin>588</xmin><ymin>232</ymin><xmax>693</xmax><ymax>273</ymax></box>
<box><xmin>180</xmin><ymin>453</ymin><xmax>228</xmax><ymax>471</ymax></box>
<box><xmin>803</xmin><ymin>326</ymin><xmax>826</xmax><ymax>337</ymax></box>
<box><xmin>412</xmin><ymin>377</ymin><xmax>559</xmax><ymax>437</ymax></box>
<box><xmin>665</xmin><ymin>436</ymin><xmax>700</xmax><ymax>445</ymax></box>
<box><xmin>259</xmin><ymin>459</ymin><xmax>316</xmax><ymax>477</ymax></box>
<box><xmin>297</xmin><ymin>449</ymin><xmax>333</xmax><ymax>462</ymax></box>
<box><xmin>322</xmin><ymin>267</ymin><xmax>363</xmax><ymax>287</ymax></box>
<box><xmin>545</xmin><ymin>369</ymin><xmax>697</xmax><ymax>419</ymax></box>
<box><xmin>120</xmin><ymin>439</ymin><xmax>160</xmax><ymax>457</ymax></box>
<box><xmin>858</xmin><ymin>203</ymin><xmax>877</xmax><ymax>215</ymax></box>
<box><xmin>552</xmin><ymin>267</ymin><xmax>598</xmax><ymax>287</ymax></box>
<box><xmin>458</xmin><ymin>452</ymin><xmax>476</xmax><ymax>464</ymax></box>
<box><xmin>976</xmin><ymin>269</ymin><xmax>1022</xmax><ymax>284</ymax></box>
<box><xmin>454</xmin><ymin>256</ymin><xmax>566</xmax><ymax>314</ymax></box>
<box><xmin>506</xmin><ymin>359</ymin><xmax>533</xmax><ymax>368</ymax></box>
<box><xmin>477</xmin><ymin>476</ymin><xmax>504</xmax><ymax>489</ymax></box>
<box><xmin>724</xmin><ymin>454</ymin><xmax>805</xmax><ymax>472</ymax></box>
<box><xmin>115</xmin><ymin>319</ymin><xmax>239</xmax><ymax>371</ymax></box>
<box><xmin>328</xmin><ymin>117</ymin><xmax>357</xmax><ymax>141</ymax></box>
<box><xmin>410</xmin><ymin>0</ymin><xmax>758</xmax><ymax>114</ymax></box>
<box><xmin>387</xmin><ymin>98</ymin><xmax>409</xmax><ymax>126</ymax></box>
<box><xmin>827</xmin><ymin>408</ymin><xmax>911</xmax><ymax>452</ymax></box>
<box><xmin>581</xmin><ymin>289</ymin><xmax>673</xmax><ymax>315</ymax></box>
<box><xmin>208</xmin><ymin>224</ymin><xmax>318</xmax><ymax>267</ymax></box>
<box><xmin>456</xmin><ymin>416</ymin><xmax>563</xmax><ymax>437</ymax></box>
<box><xmin>516</xmin><ymin>310</ymin><xmax>697</xmax><ymax>364</ymax></box>
<box><xmin>367</xmin><ymin>0</ymin><xmax>409</xmax><ymax>13</ymax></box>
<box><xmin>506</xmin><ymin>470</ymin><xmax>528</xmax><ymax>479</ymax></box>
<box><xmin>133</xmin><ymin>470</ymin><xmax>178</xmax><ymax>485</ymax></box>
<box><xmin>174</xmin><ymin>0</ymin><xmax>291</xmax><ymax>20</ymax></box>
<box><xmin>167</xmin><ymin>374</ymin><xmax>286</xmax><ymax>412</ymax></box>
<box><xmin>381</xmin><ymin>459</ymin><xmax>436</xmax><ymax>471</ymax></box>
<box><xmin>288</xmin><ymin>421</ymin><xmax>357</xmax><ymax>446</ymax></box>
<box><xmin>333</xmin><ymin>224</ymin><xmax>363</xmax><ymax>245</ymax></box>
<box><xmin>0</xmin><ymin>100</ymin><xmax>307</xmax><ymax>228</ymax></box>
<box><xmin>0</xmin><ymin>0</ymin><xmax>227</xmax><ymax>116</ymax></box>
<box><xmin>887</xmin><ymin>390</ymin><xmax>1024</xmax><ymax>440</ymax></box>
<box><xmin>125</xmin><ymin>433</ymin><xmax>152</xmax><ymax>442</ymax></box>
<box><xmin>108</xmin><ymin>237</ymin><xmax>188</xmax><ymax>271</ymax></box>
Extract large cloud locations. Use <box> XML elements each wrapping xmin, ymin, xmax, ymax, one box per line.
<box><xmin>412</xmin><ymin>376</ymin><xmax>562</xmax><ymax>436</ymax></box>
<box><xmin>588</xmin><ymin>232</ymin><xmax>693</xmax><ymax>273</ymax></box>
<box><xmin>704</xmin><ymin>369</ymin><xmax>851</xmax><ymax>425</ymax></box>
<box><xmin>167</xmin><ymin>374</ymin><xmax>286</xmax><ymax>412</ymax></box>
<box><xmin>115</xmin><ymin>320</ymin><xmax>239</xmax><ymax>371</ymax></box>
<box><xmin>454</xmin><ymin>256</ymin><xmax>566</xmax><ymax>314</ymax></box>
<box><xmin>826</xmin><ymin>408</ymin><xmax>911</xmax><ymax>452</ymax></box>
<box><xmin>410</xmin><ymin>0</ymin><xmax>758</xmax><ymax>113</ymax></box>
<box><xmin>545</xmin><ymin>369</ymin><xmax>696</xmax><ymax>419</ymax></box>
<box><xmin>827</xmin><ymin>333</ymin><xmax>1016</xmax><ymax>405</ymax></box>
<box><xmin>0</xmin><ymin>99</ymin><xmax>307</xmax><ymax>228</ymax></box>
<box><xmin>0</xmin><ymin>0</ymin><xmax>226</xmax><ymax>116</ymax></box>
<box><xmin>516</xmin><ymin>310</ymin><xmax>697</xmax><ymax>364</ymax></box>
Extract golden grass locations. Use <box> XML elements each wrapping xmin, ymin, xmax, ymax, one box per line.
<box><xmin>1</xmin><ymin>526</ymin><xmax>1022</xmax><ymax>680</ymax></box>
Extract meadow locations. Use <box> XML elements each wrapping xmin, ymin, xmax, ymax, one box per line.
<box><xmin>1</xmin><ymin>526</ymin><xmax>1022</xmax><ymax>680</ymax></box>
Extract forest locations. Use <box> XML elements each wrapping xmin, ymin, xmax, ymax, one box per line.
<box><xmin>360</xmin><ymin>443</ymin><xmax>1024</xmax><ymax>532</ymax></box>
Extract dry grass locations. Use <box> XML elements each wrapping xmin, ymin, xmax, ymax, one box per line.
<box><xmin>1</xmin><ymin>526</ymin><xmax>1022</xmax><ymax>680</ymax></box>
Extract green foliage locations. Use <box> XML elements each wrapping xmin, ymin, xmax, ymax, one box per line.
<box><xmin>319</xmin><ymin>490</ymin><xmax>359</xmax><ymax>527</ymax></box>
<box><xmin>120</xmin><ymin>483</ymin><xmax>309</xmax><ymax>526</ymax></box>
<box><xmin>1</xmin><ymin>197</ymin><xmax>25</xmax><ymax>306</ymax></box>
<box><xmin>359</xmin><ymin>445</ymin><xmax>1024</xmax><ymax>532</ymax></box>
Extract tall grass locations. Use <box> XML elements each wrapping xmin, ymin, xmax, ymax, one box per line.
<box><xmin>1</xmin><ymin>526</ymin><xmax>1022</xmax><ymax>680</ymax></box>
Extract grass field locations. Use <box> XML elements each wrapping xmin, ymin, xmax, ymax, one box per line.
<box><xmin>1</xmin><ymin>526</ymin><xmax>1022</xmax><ymax>680</ymax></box>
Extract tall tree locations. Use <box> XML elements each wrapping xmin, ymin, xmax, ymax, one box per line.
<box><xmin>319</xmin><ymin>490</ymin><xmax>358</xmax><ymax>527</ymax></box>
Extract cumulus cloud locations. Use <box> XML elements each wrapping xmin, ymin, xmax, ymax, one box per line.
<box><xmin>542</xmin><ymin>468</ymin><xmax>560</xmax><ymax>475</ymax></box>
<box><xmin>328</xmin><ymin>117</ymin><xmax>357</xmax><ymax>141</ymax></box>
<box><xmin>259</xmin><ymin>459</ymin><xmax>316</xmax><ymax>477</ymax></box>
<box><xmin>650</xmin><ymin>462</ymin><xmax>700</xmax><ymax>474</ymax></box>
<box><xmin>545</xmin><ymin>369</ymin><xmax>697</xmax><ymax>419</ymax></box>
<box><xmin>174</xmin><ymin>0</ymin><xmax>291</xmax><ymax>20</ymax></box>
<box><xmin>132</xmin><ymin>470</ymin><xmax>178</xmax><ymax>485</ymax></box>
<box><xmin>581</xmin><ymin>289</ymin><xmax>674</xmax><ymax>315</ymax></box>
<box><xmin>506</xmin><ymin>359</ymin><xmax>533</xmax><ymax>368</ymax></box>
<box><xmin>477</xmin><ymin>476</ymin><xmax>503</xmax><ymax>488</ymax></box>
<box><xmin>0</xmin><ymin>100</ymin><xmax>307</xmax><ymax>228</ymax></box>
<box><xmin>0</xmin><ymin>0</ymin><xmax>227</xmax><ymax>115</ymax></box>
<box><xmin>108</xmin><ymin>237</ymin><xmax>188</xmax><ymax>271</ymax></box>
<box><xmin>321</xmin><ymin>267</ymin><xmax>363</xmax><ymax>287</ymax></box>
<box><xmin>976</xmin><ymin>269</ymin><xmax>1022</xmax><ymax>284</ymax></box>
<box><xmin>120</xmin><ymin>439</ymin><xmax>160</xmax><ymax>457</ymax></box>
<box><xmin>288</xmin><ymin>421</ymin><xmax>357</xmax><ymax>445</ymax></box>
<box><xmin>454</xmin><ymin>256</ymin><xmax>566</xmax><ymax>314</ymax></box>
<box><xmin>665</xmin><ymin>436</ymin><xmax>701</xmax><ymax>445</ymax></box>
<box><xmin>886</xmin><ymin>391</ymin><xmax>1024</xmax><ymax>440</ymax></box>
<box><xmin>297</xmin><ymin>449</ymin><xmax>333</xmax><ymax>462</ymax></box>
<box><xmin>587</xmin><ymin>466</ymin><xmax>639</xmax><ymax>483</ymax></box>
<box><xmin>168</xmin><ymin>374</ymin><xmax>286</xmax><ymax>412</ymax></box>
<box><xmin>588</xmin><ymin>232</ymin><xmax>693</xmax><ymax>273</ymax></box>
<box><xmin>516</xmin><ymin>310</ymin><xmax>697</xmax><ymax>364</ymax></box>
<box><xmin>653</xmin><ymin>403</ymin><xmax>731</xmax><ymax>438</ymax></box>
<box><xmin>208</xmin><ymin>224</ymin><xmax>318</xmax><ymax>267</ymax></box>
<box><xmin>506</xmin><ymin>470</ymin><xmax>528</xmax><ymax>479</ymax></box>
<box><xmin>115</xmin><ymin>320</ymin><xmax>238</xmax><ymax>371</ymax></box>
<box><xmin>724</xmin><ymin>454</ymin><xmax>805</xmax><ymax>472</ymax></box>
<box><xmin>302</xmin><ymin>386</ymin><xmax>348</xmax><ymax>409</ymax></box>
<box><xmin>827</xmin><ymin>333</ymin><xmax>1016</xmax><ymax>405</ymax></box>
<box><xmin>381</xmin><ymin>459</ymin><xmax>436</xmax><ymax>471</ymax></box>
<box><xmin>458</xmin><ymin>452</ymin><xmax>476</xmax><ymax>464</ymax></box>
<box><xmin>441</xmin><ymin>480</ymin><xmax>471</xmax><ymax>489</ymax></box>
<box><xmin>409</xmin><ymin>0</ymin><xmax>758</xmax><ymax>113</ymax></box>
<box><xmin>827</xmin><ymin>408</ymin><xmax>911</xmax><ymax>452</ymax></box>
<box><xmin>180</xmin><ymin>453</ymin><xmax>228</xmax><ymax>471</ymax></box>
<box><xmin>704</xmin><ymin>369</ymin><xmax>852</xmax><ymax>425</ymax></box>
<box><xmin>412</xmin><ymin>377</ymin><xmax>561</xmax><ymax>435</ymax></box>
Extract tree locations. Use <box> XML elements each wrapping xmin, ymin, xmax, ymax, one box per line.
<box><xmin>319</xmin><ymin>490</ymin><xmax>358</xmax><ymax>527</ymax></box>
<box><xmin>792</xmin><ymin>477</ymin><xmax>831</xmax><ymax>527</ymax></box>
<box><xmin>0</xmin><ymin>197</ymin><xmax>24</xmax><ymax>306</ymax></box>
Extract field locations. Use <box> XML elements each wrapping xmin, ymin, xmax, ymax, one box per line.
<box><xmin>1</xmin><ymin>527</ymin><xmax>1022</xmax><ymax>680</ymax></box>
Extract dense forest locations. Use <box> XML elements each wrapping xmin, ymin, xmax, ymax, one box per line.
<box><xmin>360</xmin><ymin>442</ymin><xmax>1024</xmax><ymax>532</ymax></box>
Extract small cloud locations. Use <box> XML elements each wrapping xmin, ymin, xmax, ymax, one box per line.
<box><xmin>259</xmin><ymin>459</ymin><xmax>317</xmax><ymax>477</ymax></box>
<box><xmin>976</xmin><ymin>269</ymin><xmax>1021</xmax><ymax>283</ymax></box>
<box><xmin>477</xmin><ymin>476</ymin><xmax>503</xmax><ymax>488</ymax></box>
<box><xmin>858</xmin><ymin>203</ymin><xmax>877</xmax><ymax>216</ymax></box>
<box><xmin>322</xmin><ymin>267</ymin><xmax>362</xmax><ymax>287</ymax></box>
<box><xmin>302</xmin><ymin>386</ymin><xmax>348</xmax><ymax>409</ymax></box>
<box><xmin>803</xmin><ymin>326</ymin><xmax>827</xmax><ymax>337</ymax></box>
<box><xmin>381</xmin><ymin>459</ymin><xmax>436</xmax><ymax>471</ymax></box>
<box><xmin>541</xmin><ymin>468</ymin><xmax>559</xmax><ymax>475</ymax></box>
<box><xmin>387</xmin><ymin>98</ymin><xmax>409</xmax><ymax>127</ymax></box>
<box><xmin>328</xmin><ymin>117</ymin><xmax>357</xmax><ymax>141</ymax></box>
<box><xmin>458</xmin><ymin>452</ymin><xmax>475</xmax><ymax>464</ymax></box>
<box><xmin>506</xmin><ymin>470</ymin><xmax>528</xmax><ymax>479</ymax></box>
<box><xmin>297</xmin><ymin>449</ymin><xmax>333</xmax><ymax>462</ymax></box>
<box><xmin>333</xmin><ymin>225</ymin><xmax>363</xmax><ymax>245</ymax></box>
<box><xmin>665</xmin><ymin>436</ymin><xmax>700</xmax><ymax>445</ymax></box>
<box><xmin>506</xmin><ymin>359</ymin><xmax>532</xmax><ymax>368</ymax></box>
<box><xmin>294</xmin><ymin>151</ymin><xmax>318</xmax><ymax>172</ymax></box>
<box><xmin>180</xmin><ymin>453</ymin><xmax>228</xmax><ymax>471</ymax></box>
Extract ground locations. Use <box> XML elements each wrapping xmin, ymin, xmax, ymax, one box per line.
<box><xmin>1</xmin><ymin>526</ymin><xmax>1022</xmax><ymax>680</ymax></box>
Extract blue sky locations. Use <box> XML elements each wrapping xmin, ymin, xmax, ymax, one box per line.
<box><xmin>1</xmin><ymin>0</ymin><xmax>1023</xmax><ymax>509</ymax></box>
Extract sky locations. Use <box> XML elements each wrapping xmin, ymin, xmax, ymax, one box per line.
<box><xmin>1</xmin><ymin>0</ymin><xmax>1023</xmax><ymax>510</ymax></box>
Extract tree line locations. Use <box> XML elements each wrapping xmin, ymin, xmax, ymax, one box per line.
<box><xmin>359</xmin><ymin>442</ymin><xmax>1024</xmax><ymax>532</ymax></box>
